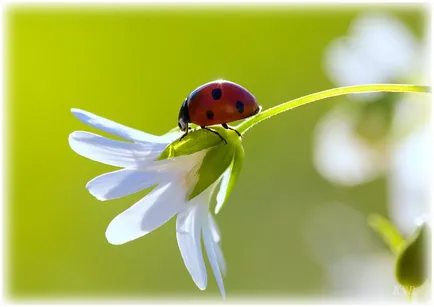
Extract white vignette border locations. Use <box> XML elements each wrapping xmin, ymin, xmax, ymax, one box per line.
<box><xmin>0</xmin><ymin>0</ymin><xmax>433</xmax><ymax>306</ymax></box>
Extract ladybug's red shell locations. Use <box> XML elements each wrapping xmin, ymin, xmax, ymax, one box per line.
<box><xmin>186</xmin><ymin>80</ymin><xmax>259</xmax><ymax>127</ymax></box>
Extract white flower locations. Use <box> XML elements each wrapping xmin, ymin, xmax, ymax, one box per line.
<box><xmin>307</xmin><ymin>12</ymin><xmax>430</xmax><ymax>300</ymax></box>
<box><xmin>323</xmin><ymin>11</ymin><xmax>418</xmax><ymax>101</ymax></box>
<box><xmin>313</xmin><ymin>106</ymin><xmax>387</xmax><ymax>186</ymax></box>
<box><xmin>388</xmin><ymin>126</ymin><xmax>430</xmax><ymax>236</ymax></box>
<box><xmin>69</xmin><ymin>108</ymin><xmax>235</xmax><ymax>298</ymax></box>
<box><xmin>314</xmin><ymin>11</ymin><xmax>427</xmax><ymax>186</ymax></box>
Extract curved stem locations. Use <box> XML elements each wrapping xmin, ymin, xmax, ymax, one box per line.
<box><xmin>367</xmin><ymin>214</ymin><xmax>404</xmax><ymax>255</ymax></box>
<box><xmin>236</xmin><ymin>84</ymin><xmax>431</xmax><ymax>135</ymax></box>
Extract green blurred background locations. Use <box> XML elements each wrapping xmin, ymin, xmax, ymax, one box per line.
<box><xmin>6</xmin><ymin>4</ymin><xmax>427</xmax><ymax>301</ymax></box>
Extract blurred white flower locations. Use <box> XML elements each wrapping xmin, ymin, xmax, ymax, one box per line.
<box><xmin>69</xmin><ymin>108</ymin><xmax>228</xmax><ymax>298</ymax></box>
<box><xmin>324</xmin><ymin>12</ymin><xmax>419</xmax><ymax>101</ymax></box>
<box><xmin>388</xmin><ymin>125</ymin><xmax>430</xmax><ymax>236</ymax></box>
<box><xmin>313</xmin><ymin>106</ymin><xmax>387</xmax><ymax>186</ymax></box>
<box><xmin>314</xmin><ymin>11</ymin><xmax>427</xmax><ymax>187</ymax></box>
<box><xmin>306</xmin><ymin>12</ymin><xmax>430</xmax><ymax>300</ymax></box>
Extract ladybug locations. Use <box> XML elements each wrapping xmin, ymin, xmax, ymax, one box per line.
<box><xmin>178</xmin><ymin>80</ymin><xmax>260</xmax><ymax>142</ymax></box>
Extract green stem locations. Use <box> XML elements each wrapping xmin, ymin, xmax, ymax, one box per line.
<box><xmin>367</xmin><ymin>214</ymin><xmax>404</xmax><ymax>255</ymax></box>
<box><xmin>236</xmin><ymin>84</ymin><xmax>431</xmax><ymax>135</ymax></box>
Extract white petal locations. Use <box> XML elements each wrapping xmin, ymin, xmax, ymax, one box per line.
<box><xmin>158</xmin><ymin>130</ymin><xmax>184</xmax><ymax>144</ymax></box>
<box><xmin>208</xmin><ymin>213</ymin><xmax>226</xmax><ymax>276</ymax></box>
<box><xmin>176</xmin><ymin>206</ymin><xmax>207</xmax><ymax>290</ymax></box>
<box><xmin>86</xmin><ymin>151</ymin><xmax>205</xmax><ymax>201</ymax></box>
<box><xmin>71</xmin><ymin>108</ymin><xmax>171</xmax><ymax>144</ymax></box>
<box><xmin>176</xmin><ymin>209</ymin><xmax>190</xmax><ymax>234</ymax></box>
<box><xmin>106</xmin><ymin>182</ymin><xmax>185</xmax><ymax>245</ymax></box>
<box><xmin>69</xmin><ymin>131</ymin><xmax>166</xmax><ymax>168</ymax></box>
<box><xmin>215</xmin><ymin>166</ymin><xmax>231</xmax><ymax>214</ymax></box>
<box><xmin>202</xmin><ymin>207</ymin><xmax>226</xmax><ymax>299</ymax></box>
<box><xmin>208</xmin><ymin>213</ymin><xmax>221</xmax><ymax>243</ymax></box>
<box><xmin>213</xmin><ymin>239</ymin><xmax>227</xmax><ymax>277</ymax></box>
<box><xmin>324</xmin><ymin>37</ymin><xmax>382</xmax><ymax>101</ymax></box>
<box><xmin>388</xmin><ymin>127</ymin><xmax>429</xmax><ymax>236</ymax></box>
<box><xmin>86</xmin><ymin>169</ymin><xmax>161</xmax><ymax>201</ymax></box>
<box><xmin>351</xmin><ymin>12</ymin><xmax>418</xmax><ymax>77</ymax></box>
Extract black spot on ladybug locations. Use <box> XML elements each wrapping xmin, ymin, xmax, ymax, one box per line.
<box><xmin>206</xmin><ymin>110</ymin><xmax>215</xmax><ymax>120</ymax></box>
<box><xmin>211</xmin><ymin>88</ymin><xmax>222</xmax><ymax>100</ymax></box>
<box><xmin>236</xmin><ymin>101</ymin><xmax>244</xmax><ymax>113</ymax></box>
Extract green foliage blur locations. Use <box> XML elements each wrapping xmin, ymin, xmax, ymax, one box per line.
<box><xmin>6</xmin><ymin>4</ymin><xmax>426</xmax><ymax>300</ymax></box>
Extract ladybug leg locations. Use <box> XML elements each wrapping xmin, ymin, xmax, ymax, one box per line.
<box><xmin>221</xmin><ymin>123</ymin><xmax>242</xmax><ymax>138</ymax></box>
<box><xmin>179</xmin><ymin>125</ymin><xmax>189</xmax><ymax>141</ymax></box>
<box><xmin>200</xmin><ymin>126</ymin><xmax>227</xmax><ymax>144</ymax></box>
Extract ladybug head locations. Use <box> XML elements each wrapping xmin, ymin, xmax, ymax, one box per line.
<box><xmin>178</xmin><ymin>98</ymin><xmax>190</xmax><ymax>132</ymax></box>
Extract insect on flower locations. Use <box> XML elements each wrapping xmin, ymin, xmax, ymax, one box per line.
<box><xmin>69</xmin><ymin>77</ymin><xmax>428</xmax><ymax>299</ymax></box>
<box><xmin>69</xmin><ymin>81</ymin><xmax>250</xmax><ymax>299</ymax></box>
<box><xmin>178</xmin><ymin>80</ymin><xmax>261</xmax><ymax>142</ymax></box>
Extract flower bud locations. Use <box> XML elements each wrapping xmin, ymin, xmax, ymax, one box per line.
<box><xmin>396</xmin><ymin>223</ymin><xmax>430</xmax><ymax>288</ymax></box>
